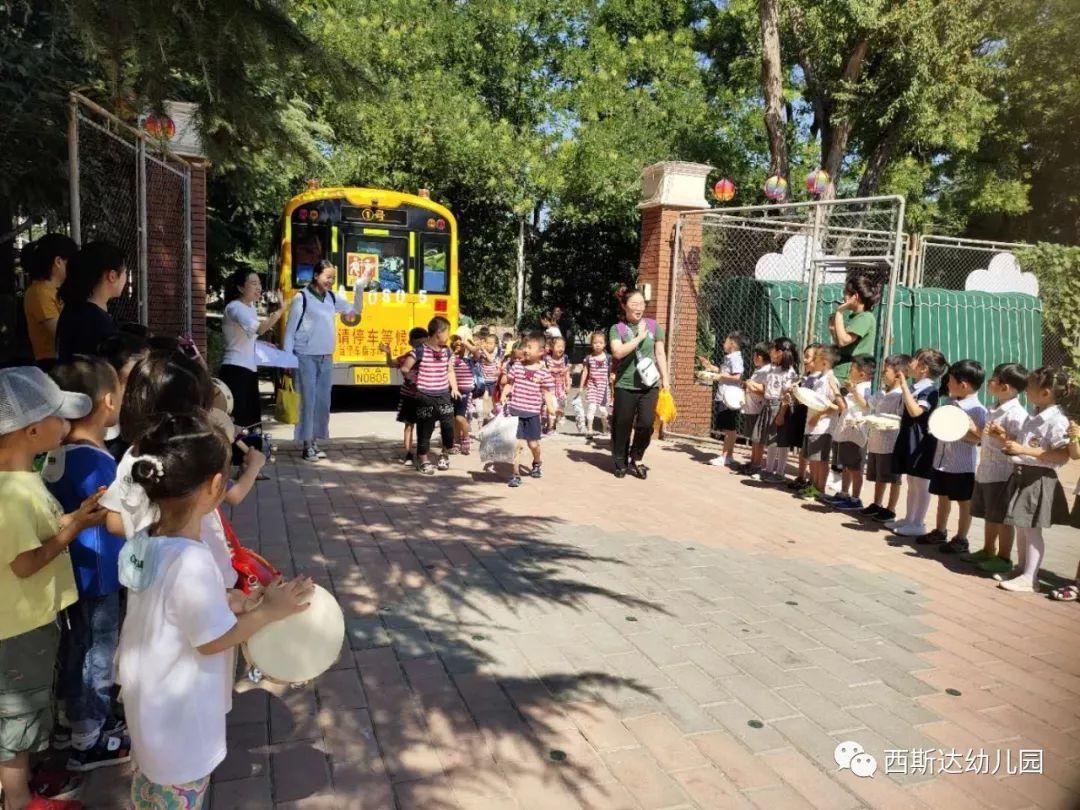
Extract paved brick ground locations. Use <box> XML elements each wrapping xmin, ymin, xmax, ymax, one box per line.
<box><xmin>83</xmin><ymin>425</ymin><xmax>1080</xmax><ymax>809</ymax></box>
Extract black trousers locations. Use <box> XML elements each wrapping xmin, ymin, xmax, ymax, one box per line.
<box><xmin>415</xmin><ymin>392</ymin><xmax>454</xmax><ymax>457</ymax></box>
<box><xmin>611</xmin><ymin>386</ymin><xmax>659</xmax><ymax>470</ymax></box>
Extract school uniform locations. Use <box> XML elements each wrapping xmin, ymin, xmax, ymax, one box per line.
<box><xmin>835</xmin><ymin>381</ymin><xmax>872</xmax><ymax>469</ymax></box>
<box><xmin>1004</xmin><ymin>404</ymin><xmax>1071</xmax><ymax>529</ymax></box>
<box><xmin>972</xmin><ymin>398</ymin><xmax>1029</xmax><ymax>523</ymax></box>
<box><xmin>892</xmin><ymin>378</ymin><xmax>939</xmax><ymax>478</ymax></box>
<box><xmin>711</xmin><ymin>351</ymin><xmax>745</xmax><ymax>432</ymax></box>
<box><xmin>866</xmin><ymin>387</ymin><xmax>903</xmax><ymax>484</ymax></box>
<box><xmin>779</xmin><ymin>373</ymin><xmax>817</xmax><ymax>450</ymax></box>
<box><xmin>801</xmin><ymin>372</ymin><xmax>836</xmax><ymax>461</ymax></box>
<box><xmin>505</xmin><ymin>363</ymin><xmax>555</xmax><ymax>441</ymax></box>
<box><xmin>743</xmin><ymin>363</ymin><xmax>771</xmax><ymax>442</ymax></box>
<box><xmin>929</xmin><ymin>394</ymin><xmax>988</xmax><ymax>501</ymax></box>
<box><xmin>754</xmin><ymin>366</ymin><xmax>796</xmax><ymax>446</ymax></box>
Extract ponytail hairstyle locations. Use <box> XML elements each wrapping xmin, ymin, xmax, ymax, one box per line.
<box><xmin>914</xmin><ymin>348</ymin><xmax>947</xmax><ymax>380</ymax></box>
<box><xmin>119</xmin><ymin>349</ymin><xmax>214</xmax><ymax>442</ymax></box>
<box><xmin>224</xmin><ymin>269</ymin><xmax>260</xmax><ymax>304</ymax></box>
<box><xmin>771</xmin><ymin>337</ymin><xmax>796</xmax><ymax>372</ymax></box>
<box><xmin>60</xmin><ymin>241</ymin><xmax>126</xmax><ymax>304</ymax></box>
<box><xmin>130</xmin><ymin>412</ymin><xmax>230</xmax><ymax>508</ymax></box>
<box><xmin>751</xmin><ymin>341</ymin><xmax>771</xmax><ymax>365</ymax></box>
<box><xmin>1028</xmin><ymin>366</ymin><xmax>1074</xmax><ymax>409</ymax></box>
<box><xmin>614</xmin><ymin>284</ymin><xmax>645</xmax><ymax>311</ymax></box>
<box><xmin>427</xmin><ymin>316</ymin><xmax>451</xmax><ymax>337</ymax></box>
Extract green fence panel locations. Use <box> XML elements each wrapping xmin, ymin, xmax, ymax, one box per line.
<box><xmin>703</xmin><ymin>278</ymin><xmax>1043</xmax><ymax>402</ymax></box>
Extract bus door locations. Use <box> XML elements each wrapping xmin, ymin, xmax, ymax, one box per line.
<box><xmin>413</xmin><ymin>232</ymin><xmax>453</xmax><ymax>331</ymax></box>
<box><xmin>337</xmin><ymin>226</ymin><xmax>410</xmax><ymax>371</ymax></box>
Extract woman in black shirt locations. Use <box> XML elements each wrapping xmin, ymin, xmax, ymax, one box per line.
<box><xmin>56</xmin><ymin>242</ymin><xmax>128</xmax><ymax>360</ymax></box>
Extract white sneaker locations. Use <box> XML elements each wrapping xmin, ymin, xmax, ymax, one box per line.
<box><xmin>883</xmin><ymin>519</ymin><xmax>908</xmax><ymax>531</ymax></box>
<box><xmin>708</xmin><ymin>456</ymin><xmax>727</xmax><ymax>467</ymax></box>
<box><xmin>896</xmin><ymin>523</ymin><xmax>928</xmax><ymax>537</ymax></box>
<box><xmin>998</xmin><ymin>577</ymin><xmax>1036</xmax><ymax>593</ymax></box>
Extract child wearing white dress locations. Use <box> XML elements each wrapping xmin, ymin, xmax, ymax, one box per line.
<box><xmin>115</xmin><ymin>412</ymin><xmax>310</xmax><ymax>808</ymax></box>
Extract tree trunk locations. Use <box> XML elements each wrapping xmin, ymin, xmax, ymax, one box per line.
<box><xmin>759</xmin><ymin>0</ymin><xmax>788</xmax><ymax>178</ymax></box>
<box><xmin>515</xmin><ymin>214</ymin><xmax>525</xmax><ymax>325</ymax></box>
<box><xmin>820</xmin><ymin>40</ymin><xmax>869</xmax><ymax>195</ymax></box>
<box><xmin>857</xmin><ymin>123</ymin><xmax>903</xmax><ymax>197</ymax></box>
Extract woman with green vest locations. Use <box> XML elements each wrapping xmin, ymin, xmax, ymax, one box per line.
<box><xmin>608</xmin><ymin>286</ymin><xmax>671</xmax><ymax>479</ymax></box>
<box><xmin>831</xmin><ymin>271</ymin><xmax>882</xmax><ymax>380</ymax></box>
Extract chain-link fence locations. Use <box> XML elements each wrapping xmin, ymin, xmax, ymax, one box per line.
<box><xmin>69</xmin><ymin>93</ymin><xmax>191</xmax><ymax>333</ymax></box>
<box><xmin>667</xmin><ymin>197</ymin><xmax>905</xmax><ymax>434</ymax></box>
<box><xmin>672</xmin><ymin>197</ymin><xmax>905</xmax><ymax>375</ymax></box>
<box><xmin>910</xmin><ymin>234</ymin><xmax>1070</xmax><ymax>373</ymax></box>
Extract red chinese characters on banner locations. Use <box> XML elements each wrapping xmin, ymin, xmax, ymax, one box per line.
<box><xmin>335</xmin><ymin>326</ymin><xmax>410</xmax><ymax>360</ymax></box>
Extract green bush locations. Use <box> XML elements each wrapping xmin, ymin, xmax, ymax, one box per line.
<box><xmin>1017</xmin><ymin>243</ymin><xmax>1080</xmax><ymax>374</ymax></box>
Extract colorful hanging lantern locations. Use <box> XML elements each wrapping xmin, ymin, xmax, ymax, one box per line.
<box><xmin>764</xmin><ymin>175</ymin><xmax>788</xmax><ymax>201</ymax></box>
<box><xmin>805</xmin><ymin>169</ymin><xmax>830</xmax><ymax>196</ymax></box>
<box><xmin>713</xmin><ymin>178</ymin><xmax>736</xmax><ymax>202</ymax></box>
<box><xmin>143</xmin><ymin>114</ymin><xmax>175</xmax><ymax>140</ymax></box>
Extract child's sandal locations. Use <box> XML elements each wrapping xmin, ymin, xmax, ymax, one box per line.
<box><xmin>1050</xmin><ymin>583</ymin><xmax>1079</xmax><ymax>601</ymax></box>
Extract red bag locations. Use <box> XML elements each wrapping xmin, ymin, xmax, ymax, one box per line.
<box><xmin>219</xmin><ymin>509</ymin><xmax>279</xmax><ymax>594</ymax></box>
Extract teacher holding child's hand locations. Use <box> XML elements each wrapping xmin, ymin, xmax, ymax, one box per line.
<box><xmin>609</xmin><ymin>286</ymin><xmax>670</xmax><ymax>480</ymax></box>
<box><xmin>283</xmin><ymin>259</ymin><xmax>373</xmax><ymax>462</ymax></box>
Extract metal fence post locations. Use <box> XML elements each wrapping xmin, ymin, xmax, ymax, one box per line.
<box><xmin>184</xmin><ymin>165</ymin><xmax>192</xmax><ymax>333</ymax></box>
<box><xmin>136</xmin><ymin>138</ymin><xmax>148</xmax><ymax>327</ymax></box>
<box><xmin>800</xmin><ymin>202</ymin><xmax>825</xmax><ymax>349</ymax></box>
<box><xmin>667</xmin><ymin>216</ymin><xmax>682</xmax><ymax>379</ymax></box>
<box><xmin>882</xmin><ymin>196</ymin><xmax>906</xmax><ymax>361</ymax></box>
<box><xmin>68</xmin><ymin>94</ymin><xmax>81</xmax><ymax>244</ymax></box>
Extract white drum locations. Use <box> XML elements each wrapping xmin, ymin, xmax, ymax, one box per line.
<box><xmin>929</xmin><ymin>404</ymin><xmax>971</xmax><ymax>442</ymax></box>
<box><xmin>243</xmin><ymin>584</ymin><xmax>345</xmax><ymax>684</ymax></box>
<box><xmin>720</xmin><ymin>385</ymin><xmax>745</xmax><ymax>410</ymax></box>
<box><xmin>792</xmin><ymin>386</ymin><xmax>830</xmax><ymax>412</ymax></box>
<box><xmin>211</xmin><ymin>377</ymin><xmax>234</xmax><ymax>416</ymax></box>
<box><xmin>862</xmin><ymin>414</ymin><xmax>902</xmax><ymax>431</ymax></box>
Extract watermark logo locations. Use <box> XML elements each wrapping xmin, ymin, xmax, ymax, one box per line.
<box><xmin>835</xmin><ymin>741</ymin><xmax>878</xmax><ymax>778</ymax></box>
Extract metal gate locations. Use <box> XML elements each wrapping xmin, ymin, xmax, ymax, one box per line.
<box><xmin>670</xmin><ymin>196</ymin><xmax>906</xmax><ymax>381</ymax></box>
<box><xmin>68</xmin><ymin>92</ymin><xmax>192</xmax><ymax>333</ymax></box>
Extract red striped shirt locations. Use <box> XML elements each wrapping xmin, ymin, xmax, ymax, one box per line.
<box><xmin>481</xmin><ymin>354</ymin><xmax>500</xmax><ymax>382</ymax></box>
<box><xmin>412</xmin><ymin>344</ymin><xmax>452</xmax><ymax>394</ymax></box>
<box><xmin>506</xmin><ymin>363</ymin><xmax>554</xmax><ymax>414</ymax></box>
<box><xmin>452</xmin><ymin>356</ymin><xmax>474</xmax><ymax>391</ymax></box>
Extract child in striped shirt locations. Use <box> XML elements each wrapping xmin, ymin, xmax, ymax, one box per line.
<box><xmin>501</xmin><ymin>332</ymin><xmax>558</xmax><ymax>487</ymax></box>
<box><xmin>578</xmin><ymin>331</ymin><xmax>612</xmax><ymax>437</ymax></box>
<box><xmin>399</xmin><ymin>317</ymin><xmax>460</xmax><ymax>475</ymax></box>
<box><xmin>479</xmin><ymin>334</ymin><xmax>501</xmax><ymax>421</ymax></box>
<box><xmin>543</xmin><ymin>337</ymin><xmax>571</xmax><ymax>435</ymax></box>
<box><xmin>383</xmin><ymin>327</ymin><xmax>428</xmax><ymax>466</ymax></box>
<box><xmin>450</xmin><ymin>335</ymin><xmax>478</xmax><ymax>454</ymax></box>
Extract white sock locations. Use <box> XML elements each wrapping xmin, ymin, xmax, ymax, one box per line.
<box><xmin>1018</xmin><ymin>527</ymin><xmax>1043</xmax><ymax>585</ymax></box>
<box><xmin>904</xmin><ymin>476</ymin><xmax>931</xmax><ymax>525</ymax></box>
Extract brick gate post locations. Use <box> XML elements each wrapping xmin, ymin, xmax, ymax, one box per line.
<box><xmin>636</xmin><ymin>162</ymin><xmax>712</xmax><ymax>436</ymax></box>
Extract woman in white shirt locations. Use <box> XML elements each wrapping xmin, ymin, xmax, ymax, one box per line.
<box><xmin>283</xmin><ymin>259</ymin><xmax>371</xmax><ymax>461</ymax></box>
<box><xmin>218</xmin><ymin>270</ymin><xmax>284</xmax><ymax>435</ymax></box>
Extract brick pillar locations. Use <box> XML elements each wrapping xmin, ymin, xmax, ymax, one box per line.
<box><xmin>636</xmin><ymin>162</ymin><xmax>712</xmax><ymax>436</ymax></box>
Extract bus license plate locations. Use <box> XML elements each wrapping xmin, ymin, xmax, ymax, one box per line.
<box><xmin>353</xmin><ymin>366</ymin><xmax>391</xmax><ymax>385</ymax></box>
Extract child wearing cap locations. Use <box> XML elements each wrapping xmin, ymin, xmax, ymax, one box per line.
<box><xmin>0</xmin><ymin>366</ymin><xmax>107</xmax><ymax>810</ymax></box>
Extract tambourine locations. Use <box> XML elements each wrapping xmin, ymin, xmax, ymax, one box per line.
<box><xmin>855</xmin><ymin>413</ymin><xmax>901</xmax><ymax>431</ymax></box>
<box><xmin>929</xmin><ymin>405</ymin><xmax>971</xmax><ymax>442</ymax></box>
<box><xmin>720</xmin><ymin>385</ymin><xmax>745</xmax><ymax>410</ymax></box>
<box><xmin>792</xmin><ymin>386</ymin><xmax>830</xmax><ymax>412</ymax></box>
<box><xmin>243</xmin><ymin>584</ymin><xmax>345</xmax><ymax>684</ymax></box>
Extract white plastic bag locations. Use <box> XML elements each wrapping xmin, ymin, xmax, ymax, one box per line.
<box><xmin>479</xmin><ymin>413</ymin><xmax>519</xmax><ymax>464</ymax></box>
<box><xmin>571</xmin><ymin>394</ymin><xmax>584</xmax><ymax>416</ymax></box>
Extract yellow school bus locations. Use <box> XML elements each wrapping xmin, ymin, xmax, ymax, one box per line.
<box><xmin>269</xmin><ymin>186</ymin><xmax>459</xmax><ymax>386</ymax></box>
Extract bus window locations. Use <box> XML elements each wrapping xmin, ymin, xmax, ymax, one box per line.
<box><xmin>292</xmin><ymin>225</ymin><xmax>327</xmax><ymax>286</ymax></box>
<box><xmin>420</xmin><ymin>236</ymin><xmax>449</xmax><ymax>294</ymax></box>
<box><xmin>342</xmin><ymin>231</ymin><xmax>407</xmax><ymax>292</ymax></box>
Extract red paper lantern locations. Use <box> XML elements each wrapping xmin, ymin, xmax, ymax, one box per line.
<box><xmin>144</xmin><ymin>114</ymin><xmax>175</xmax><ymax>140</ymax></box>
<box><xmin>805</xmin><ymin>169</ymin><xmax>830</xmax><ymax>196</ymax></box>
<box><xmin>713</xmin><ymin>178</ymin><xmax>736</xmax><ymax>202</ymax></box>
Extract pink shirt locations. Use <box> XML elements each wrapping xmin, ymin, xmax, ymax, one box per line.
<box><xmin>506</xmin><ymin>364</ymin><xmax>555</xmax><ymax>415</ymax></box>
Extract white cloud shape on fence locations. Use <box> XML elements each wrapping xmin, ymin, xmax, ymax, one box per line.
<box><xmin>964</xmin><ymin>252</ymin><xmax>1039</xmax><ymax>296</ymax></box>
<box><xmin>754</xmin><ymin>234</ymin><xmax>847</xmax><ymax>283</ymax></box>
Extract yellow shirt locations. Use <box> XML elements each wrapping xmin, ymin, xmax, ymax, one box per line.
<box><xmin>0</xmin><ymin>471</ymin><xmax>78</xmax><ymax>640</ymax></box>
<box><xmin>24</xmin><ymin>280</ymin><xmax>63</xmax><ymax>360</ymax></box>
